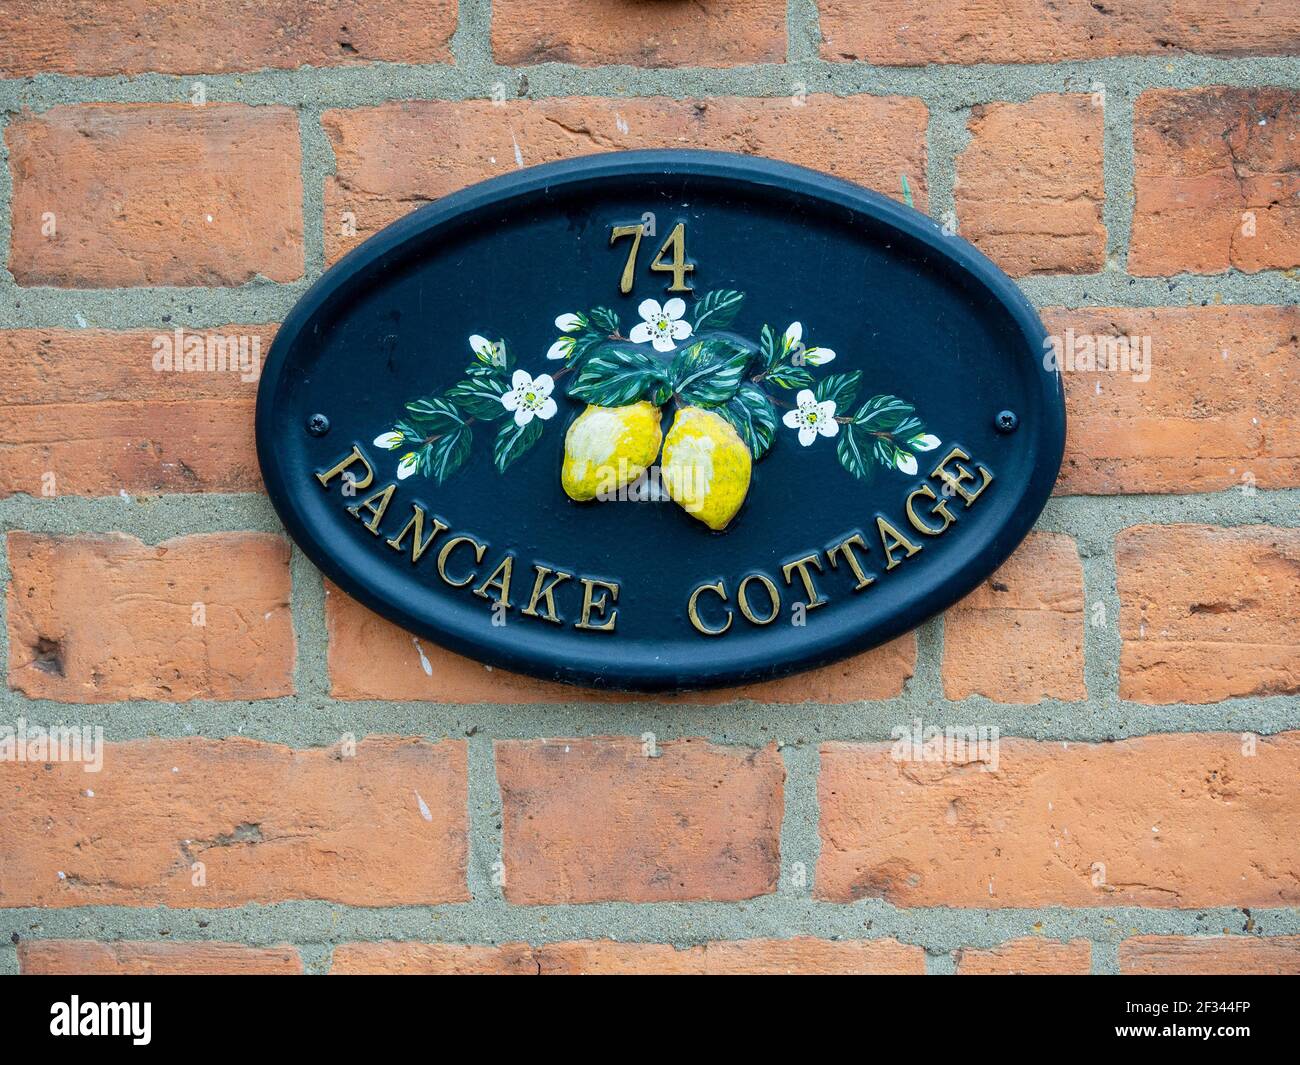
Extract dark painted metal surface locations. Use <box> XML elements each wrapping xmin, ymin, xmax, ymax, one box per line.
<box><xmin>257</xmin><ymin>150</ymin><xmax>1065</xmax><ymax>692</ymax></box>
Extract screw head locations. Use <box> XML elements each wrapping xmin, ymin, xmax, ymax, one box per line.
<box><xmin>995</xmin><ymin>409</ymin><xmax>1019</xmax><ymax>434</ymax></box>
<box><xmin>306</xmin><ymin>413</ymin><xmax>330</xmax><ymax>437</ymax></box>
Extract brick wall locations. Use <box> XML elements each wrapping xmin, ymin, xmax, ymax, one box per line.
<box><xmin>1</xmin><ymin>1</ymin><xmax>1297</xmax><ymax>976</ymax></box>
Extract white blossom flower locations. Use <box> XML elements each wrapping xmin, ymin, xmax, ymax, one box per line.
<box><xmin>397</xmin><ymin>452</ymin><xmax>419</xmax><ymax>479</ymax></box>
<box><xmin>629</xmin><ymin>297</ymin><xmax>692</xmax><ymax>352</ymax></box>
<box><xmin>895</xmin><ymin>451</ymin><xmax>918</xmax><ymax>475</ymax></box>
<box><xmin>782</xmin><ymin>321</ymin><xmax>835</xmax><ymax>365</ymax></box>
<box><xmin>554</xmin><ymin>312</ymin><xmax>584</xmax><ymax>332</ymax></box>
<box><xmin>469</xmin><ymin>334</ymin><xmax>505</xmax><ymax>367</ymax></box>
<box><xmin>547</xmin><ymin>337</ymin><xmax>574</xmax><ymax>360</ymax></box>
<box><xmin>910</xmin><ymin>433</ymin><xmax>940</xmax><ymax>451</ymax></box>
<box><xmin>782</xmin><ymin>389</ymin><xmax>840</xmax><ymax>446</ymax></box>
<box><xmin>373</xmin><ymin>430</ymin><xmax>404</xmax><ymax>450</ymax></box>
<box><xmin>500</xmin><ymin>369</ymin><xmax>557</xmax><ymax>426</ymax></box>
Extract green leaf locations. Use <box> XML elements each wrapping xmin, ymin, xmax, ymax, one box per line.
<box><xmin>671</xmin><ymin>337</ymin><xmax>752</xmax><ymax>406</ymax></box>
<box><xmin>392</xmin><ymin>419</ymin><xmax>423</xmax><ymax>443</ymax></box>
<box><xmin>493</xmin><ymin>417</ymin><xmax>544</xmax><ymax>474</ymax></box>
<box><xmin>568</xmin><ymin>345</ymin><xmax>669</xmax><ymax>407</ymax></box>
<box><xmin>836</xmin><ymin>421</ymin><xmax>878</xmax><ymax>482</ymax></box>
<box><xmin>853</xmin><ymin>395</ymin><xmax>918</xmax><ymax>434</ymax></box>
<box><xmin>764</xmin><ymin>364</ymin><xmax>814</xmax><ymax>391</ymax></box>
<box><xmin>815</xmin><ymin>370</ymin><xmax>862</xmax><ymax>411</ymax></box>
<box><xmin>422</xmin><ymin>425</ymin><xmax>473</xmax><ymax>484</ymax></box>
<box><xmin>446</xmin><ymin>376</ymin><xmax>509</xmax><ymax>419</ymax></box>
<box><xmin>587</xmin><ymin>307</ymin><xmax>620</xmax><ymax>335</ymax></box>
<box><xmin>691</xmin><ymin>290</ymin><xmax>744</xmax><ymax>331</ymax></box>
<box><xmin>405</xmin><ymin>396</ymin><xmax>465</xmax><ymax>432</ymax></box>
<box><xmin>567</xmin><ymin>330</ymin><xmax>617</xmax><ymax>370</ymax></box>
<box><xmin>759</xmin><ymin>324</ymin><xmax>780</xmax><ymax>371</ymax></box>
<box><xmin>717</xmin><ymin>382</ymin><xmax>779</xmax><ymax>459</ymax></box>
<box><xmin>649</xmin><ymin>379</ymin><xmax>674</xmax><ymax>407</ymax></box>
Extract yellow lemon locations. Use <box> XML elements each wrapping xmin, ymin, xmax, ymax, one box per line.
<box><xmin>562</xmin><ymin>400</ymin><xmax>663</xmax><ymax>502</ymax></box>
<box><xmin>661</xmin><ymin>406</ymin><xmax>752</xmax><ymax>531</ymax></box>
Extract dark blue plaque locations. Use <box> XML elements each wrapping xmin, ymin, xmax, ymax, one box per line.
<box><xmin>257</xmin><ymin>150</ymin><xmax>1065</xmax><ymax>692</ymax></box>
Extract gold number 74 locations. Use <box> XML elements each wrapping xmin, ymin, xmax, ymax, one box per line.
<box><xmin>610</xmin><ymin>222</ymin><xmax>694</xmax><ymax>294</ymax></box>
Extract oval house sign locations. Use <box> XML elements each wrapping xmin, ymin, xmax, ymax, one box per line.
<box><xmin>257</xmin><ymin>150</ymin><xmax>1065</xmax><ymax>692</ymax></box>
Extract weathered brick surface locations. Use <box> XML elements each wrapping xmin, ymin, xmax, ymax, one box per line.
<box><xmin>331</xmin><ymin>938</ymin><xmax>924</xmax><ymax>974</ymax></box>
<box><xmin>496</xmin><ymin>737</ymin><xmax>783</xmax><ymax>904</ymax></box>
<box><xmin>1117</xmin><ymin>525</ymin><xmax>1300</xmax><ymax>704</ymax></box>
<box><xmin>331</xmin><ymin>942</ymin><xmax>542</xmax><ymax>975</ymax></box>
<box><xmin>0</xmin><ymin>737</ymin><xmax>468</xmax><ymax>908</ymax></box>
<box><xmin>954</xmin><ymin>938</ymin><xmax>1091</xmax><ymax>974</ymax></box>
<box><xmin>8</xmin><ymin>104</ymin><xmax>304</xmax><ymax>287</ymax></box>
<box><xmin>0</xmin><ymin>327</ymin><xmax>273</xmax><ymax>497</ymax></box>
<box><xmin>1119</xmin><ymin>935</ymin><xmax>1300</xmax><ymax>975</ymax></box>
<box><xmin>322</xmin><ymin>96</ymin><xmax>927</xmax><ymax>261</ymax></box>
<box><xmin>955</xmin><ymin>94</ymin><xmax>1105</xmax><ymax>276</ymax></box>
<box><xmin>0</xmin><ymin>1</ymin><xmax>457</xmax><ymax>76</ymax></box>
<box><xmin>817</xmin><ymin>1</ymin><xmax>1300</xmax><ymax>65</ymax></box>
<box><xmin>491</xmin><ymin>0</ymin><xmax>786</xmax><ymax>67</ymax></box>
<box><xmin>951</xmin><ymin>941</ymin><xmax>1092</xmax><ymax>972</ymax></box>
<box><xmin>817</xmin><ymin>732</ymin><xmax>1300</xmax><ymax>908</ymax></box>
<box><xmin>6</xmin><ymin>532</ymin><xmax>294</xmax><ymax>703</ymax></box>
<box><xmin>1131</xmin><ymin>87</ymin><xmax>1300</xmax><ymax>275</ymax></box>
<box><xmin>1</xmin><ymin>0</ymin><xmax>1297</xmax><ymax>974</ymax></box>
<box><xmin>325</xmin><ymin>582</ymin><xmax>915</xmax><ymax>703</ymax></box>
<box><xmin>942</xmin><ymin>532</ymin><xmax>1086</xmax><ymax>703</ymax></box>
<box><xmin>18</xmin><ymin>940</ymin><xmax>304</xmax><ymax>975</ymax></box>
<box><xmin>1046</xmin><ymin>306</ymin><xmax>1300</xmax><ymax>494</ymax></box>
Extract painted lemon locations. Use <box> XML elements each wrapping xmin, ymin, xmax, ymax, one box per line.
<box><xmin>661</xmin><ymin>406</ymin><xmax>752</xmax><ymax>531</ymax></box>
<box><xmin>561</xmin><ymin>401</ymin><xmax>664</xmax><ymax>502</ymax></box>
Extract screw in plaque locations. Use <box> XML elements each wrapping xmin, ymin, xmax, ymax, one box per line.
<box><xmin>306</xmin><ymin>413</ymin><xmax>331</xmax><ymax>437</ymax></box>
<box><xmin>994</xmin><ymin>409</ymin><xmax>1019</xmax><ymax>434</ymax></box>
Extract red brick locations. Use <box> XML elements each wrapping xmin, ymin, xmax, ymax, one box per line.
<box><xmin>322</xmin><ymin>96</ymin><xmax>927</xmax><ymax>261</ymax></box>
<box><xmin>1046</xmin><ymin>306</ymin><xmax>1300</xmax><ymax>495</ymax></box>
<box><xmin>1131</xmin><ymin>88</ymin><xmax>1300</xmax><ymax>275</ymax></box>
<box><xmin>6</xmin><ymin>532</ymin><xmax>294</xmax><ymax>703</ymax></box>
<box><xmin>497</xmin><ymin>737</ymin><xmax>783</xmax><ymax>904</ymax></box>
<box><xmin>18</xmin><ymin>940</ymin><xmax>303</xmax><ymax>975</ymax></box>
<box><xmin>1117</xmin><ymin>525</ymin><xmax>1300</xmax><ymax>704</ymax></box>
<box><xmin>536</xmin><ymin>937</ymin><xmax>924</xmax><ymax>974</ymax></box>
<box><xmin>331</xmin><ymin>938</ymin><xmax>925</xmax><ymax>974</ymax></box>
<box><xmin>491</xmin><ymin>0</ymin><xmax>786</xmax><ymax>67</ymax></box>
<box><xmin>1119</xmin><ymin>935</ymin><xmax>1300</xmax><ymax>975</ymax></box>
<box><xmin>8</xmin><ymin>104</ymin><xmax>303</xmax><ymax>287</ymax></box>
<box><xmin>954</xmin><ymin>938</ymin><xmax>1091</xmax><ymax>974</ymax></box>
<box><xmin>942</xmin><ymin>532</ymin><xmax>1086</xmax><ymax>703</ymax></box>
<box><xmin>0</xmin><ymin>1</ymin><xmax>457</xmax><ymax>76</ymax></box>
<box><xmin>325</xmin><ymin>582</ymin><xmax>915</xmax><ymax>703</ymax></box>
<box><xmin>955</xmin><ymin>94</ymin><xmax>1105</xmax><ymax>276</ymax></box>
<box><xmin>817</xmin><ymin>731</ymin><xmax>1300</xmax><ymax>908</ymax></box>
<box><xmin>0</xmin><ymin>326</ymin><xmax>274</xmax><ymax>497</ymax></box>
<box><xmin>818</xmin><ymin>1</ymin><xmax>1300</xmax><ymax>65</ymax></box>
<box><xmin>331</xmin><ymin>942</ymin><xmax>541</xmax><ymax>975</ymax></box>
<box><xmin>0</xmin><ymin>736</ymin><xmax>468</xmax><ymax>908</ymax></box>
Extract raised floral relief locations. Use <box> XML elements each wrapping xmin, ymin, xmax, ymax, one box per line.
<box><xmin>372</xmin><ymin>290</ymin><xmax>938</xmax><ymax>530</ymax></box>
